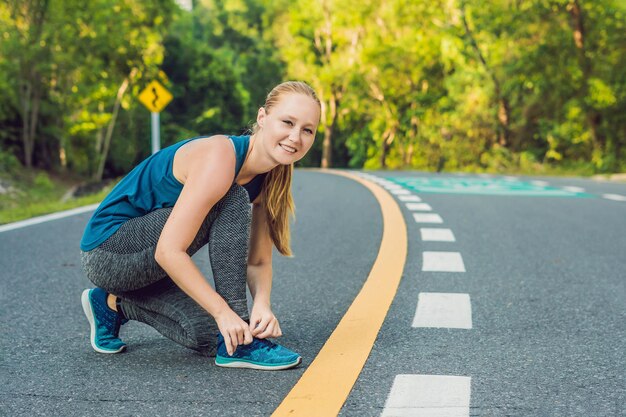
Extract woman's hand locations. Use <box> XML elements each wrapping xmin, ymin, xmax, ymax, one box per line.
<box><xmin>215</xmin><ymin>307</ymin><xmax>253</xmax><ymax>356</ymax></box>
<box><xmin>249</xmin><ymin>302</ymin><xmax>282</xmax><ymax>339</ymax></box>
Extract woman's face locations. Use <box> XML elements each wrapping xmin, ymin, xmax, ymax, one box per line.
<box><xmin>257</xmin><ymin>93</ymin><xmax>321</xmax><ymax>164</ymax></box>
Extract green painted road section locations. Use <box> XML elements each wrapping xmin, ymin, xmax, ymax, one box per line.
<box><xmin>389</xmin><ymin>177</ymin><xmax>593</xmax><ymax>198</ymax></box>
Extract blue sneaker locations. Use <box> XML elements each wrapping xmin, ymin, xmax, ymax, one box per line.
<box><xmin>215</xmin><ymin>333</ymin><xmax>302</xmax><ymax>370</ymax></box>
<box><xmin>81</xmin><ymin>288</ymin><xmax>127</xmax><ymax>354</ymax></box>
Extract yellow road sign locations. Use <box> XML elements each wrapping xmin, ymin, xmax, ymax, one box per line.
<box><xmin>138</xmin><ymin>80</ymin><xmax>173</xmax><ymax>113</ymax></box>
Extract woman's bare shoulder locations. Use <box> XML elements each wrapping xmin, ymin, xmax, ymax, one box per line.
<box><xmin>174</xmin><ymin>135</ymin><xmax>235</xmax><ymax>184</ymax></box>
<box><xmin>188</xmin><ymin>134</ymin><xmax>232</xmax><ymax>152</ymax></box>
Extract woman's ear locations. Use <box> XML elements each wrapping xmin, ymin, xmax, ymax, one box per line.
<box><xmin>257</xmin><ymin>107</ymin><xmax>266</xmax><ymax>128</ymax></box>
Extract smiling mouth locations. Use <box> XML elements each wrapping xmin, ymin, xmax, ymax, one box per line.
<box><xmin>280</xmin><ymin>143</ymin><xmax>297</xmax><ymax>154</ymax></box>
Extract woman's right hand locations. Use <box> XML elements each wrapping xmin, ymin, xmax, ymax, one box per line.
<box><xmin>215</xmin><ymin>308</ymin><xmax>254</xmax><ymax>356</ymax></box>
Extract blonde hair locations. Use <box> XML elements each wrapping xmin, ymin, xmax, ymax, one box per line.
<box><xmin>253</xmin><ymin>81</ymin><xmax>321</xmax><ymax>257</ymax></box>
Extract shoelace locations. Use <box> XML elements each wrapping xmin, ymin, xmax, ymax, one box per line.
<box><xmin>217</xmin><ymin>335</ymin><xmax>280</xmax><ymax>353</ymax></box>
<box><xmin>253</xmin><ymin>339</ymin><xmax>279</xmax><ymax>351</ymax></box>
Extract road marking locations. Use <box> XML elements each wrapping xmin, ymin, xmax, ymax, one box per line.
<box><xmin>405</xmin><ymin>203</ymin><xmax>432</xmax><ymax>211</ymax></box>
<box><xmin>272</xmin><ymin>169</ymin><xmax>407</xmax><ymax>417</ymax></box>
<box><xmin>412</xmin><ymin>293</ymin><xmax>472</xmax><ymax>329</ymax></box>
<box><xmin>602</xmin><ymin>193</ymin><xmax>626</xmax><ymax>201</ymax></box>
<box><xmin>381</xmin><ymin>374</ymin><xmax>471</xmax><ymax>417</ymax></box>
<box><xmin>0</xmin><ymin>203</ymin><xmax>100</xmax><ymax>233</ymax></box>
<box><xmin>362</xmin><ymin>175</ymin><xmax>384</xmax><ymax>182</ymax></box>
<box><xmin>531</xmin><ymin>180</ymin><xmax>549</xmax><ymax>186</ymax></box>
<box><xmin>390</xmin><ymin>189</ymin><xmax>411</xmax><ymax>195</ymax></box>
<box><xmin>562</xmin><ymin>186</ymin><xmax>585</xmax><ymax>193</ymax></box>
<box><xmin>413</xmin><ymin>213</ymin><xmax>444</xmax><ymax>223</ymax></box>
<box><xmin>420</xmin><ymin>228</ymin><xmax>455</xmax><ymax>242</ymax></box>
<box><xmin>423</xmin><ymin>251</ymin><xmax>466</xmax><ymax>272</ymax></box>
<box><xmin>398</xmin><ymin>195</ymin><xmax>422</xmax><ymax>202</ymax></box>
<box><xmin>383</xmin><ymin>184</ymin><xmax>403</xmax><ymax>190</ymax></box>
<box><xmin>390</xmin><ymin>177</ymin><xmax>588</xmax><ymax>197</ymax></box>
<box><xmin>503</xmin><ymin>176</ymin><xmax>518</xmax><ymax>181</ymax></box>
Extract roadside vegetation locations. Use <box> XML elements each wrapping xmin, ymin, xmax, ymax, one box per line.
<box><xmin>0</xmin><ymin>152</ymin><xmax>119</xmax><ymax>224</ymax></box>
<box><xmin>1</xmin><ymin>0</ymin><xmax>624</xmax><ymax>224</ymax></box>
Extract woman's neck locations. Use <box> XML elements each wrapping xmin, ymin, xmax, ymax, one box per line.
<box><xmin>238</xmin><ymin>132</ymin><xmax>278</xmax><ymax>180</ymax></box>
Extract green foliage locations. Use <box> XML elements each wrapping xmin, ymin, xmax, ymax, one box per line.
<box><xmin>0</xmin><ymin>150</ymin><xmax>21</xmax><ymax>175</ymax></box>
<box><xmin>33</xmin><ymin>172</ymin><xmax>54</xmax><ymax>191</ymax></box>
<box><xmin>0</xmin><ymin>0</ymin><xmax>625</xmax><ymax>195</ymax></box>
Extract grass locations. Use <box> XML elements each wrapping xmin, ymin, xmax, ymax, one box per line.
<box><xmin>0</xmin><ymin>168</ymin><xmax>119</xmax><ymax>225</ymax></box>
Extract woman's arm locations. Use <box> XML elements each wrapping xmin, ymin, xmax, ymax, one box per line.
<box><xmin>247</xmin><ymin>195</ymin><xmax>274</xmax><ymax>304</ymax></box>
<box><xmin>154</xmin><ymin>136</ymin><xmax>252</xmax><ymax>353</ymax></box>
<box><xmin>246</xmin><ymin>194</ymin><xmax>283</xmax><ymax>338</ymax></box>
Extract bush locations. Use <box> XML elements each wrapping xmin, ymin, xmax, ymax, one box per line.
<box><xmin>0</xmin><ymin>150</ymin><xmax>21</xmax><ymax>176</ymax></box>
<box><xmin>33</xmin><ymin>172</ymin><xmax>55</xmax><ymax>191</ymax></box>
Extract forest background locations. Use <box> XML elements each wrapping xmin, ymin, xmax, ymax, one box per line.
<box><xmin>0</xmin><ymin>0</ymin><xmax>625</xmax><ymax>222</ymax></box>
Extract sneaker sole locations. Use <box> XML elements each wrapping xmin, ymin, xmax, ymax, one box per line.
<box><xmin>215</xmin><ymin>355</ymin><xmax>302</xmax><ymax>370</ymax></box>
<box><xmin>81</xmin><ymin>289</ymin><xmax>126</xmax><ymax>354</ymax></box>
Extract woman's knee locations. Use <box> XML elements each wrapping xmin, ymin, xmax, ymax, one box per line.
<box><xmin>213</xmin><ymin>184</ymin><xmax>252</xmax><ymax>223</ymax></box>
<box><xmin>180</xmin><ymin>311</ymin><xmax>218</xmax><ymax>355</ymax></box>
<box><xmin>222</xmin><ymin>184</ymin><xmax>251</xmax><ymax>209</ymax></box>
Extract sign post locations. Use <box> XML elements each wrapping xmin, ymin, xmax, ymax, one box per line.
<box><xmin>151</xmin><ymin>112</ymin><xmax>160</xmax><ymax>154</ymax></box>
<box><xmin>138</xmin><ymin>80</ymin><xmax>173</xmax><ymax>154</ymax></box>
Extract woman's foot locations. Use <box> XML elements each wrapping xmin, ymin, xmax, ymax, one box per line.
<box><xmin>215</xmin><ymin>333</ymin><xmax>301</xmax><ymax>370</ymax></box>
<box><xmin>81</xmin><ymin>288</ymin><xmax>127</xmax><ymax>354</ymax></box>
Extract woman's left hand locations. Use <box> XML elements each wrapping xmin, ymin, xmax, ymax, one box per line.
<box><xmin>249</xmin><ymin>302</ymin><xmax>282</xmax><ymax>339</ymax></box>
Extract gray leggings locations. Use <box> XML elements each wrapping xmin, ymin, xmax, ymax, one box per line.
<box><xmin>80</xmin><ymin>184</ymin><xmax>251</xmax><ymax>357</ymax></box>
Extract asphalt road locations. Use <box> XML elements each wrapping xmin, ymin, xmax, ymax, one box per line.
<box><xmin>0</xmin><ymin>170</ymin><xmax>624</xmax><ymax>416</ymax></box>
<box><xmin>343</xmin><ymin>171</ymin><xmax>625</xmax><ymax>417</ymax></box>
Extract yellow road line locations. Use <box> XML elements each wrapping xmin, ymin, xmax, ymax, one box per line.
<box><xmin>271</xmin><ymin>169</ymin><xmax>407</xmax><ymax>417</ymax></box>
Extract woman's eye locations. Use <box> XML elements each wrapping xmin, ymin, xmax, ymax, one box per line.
<box><xmin>283</xmin><ymin>120</ymin><xmax>293</xmax><ymax>126</ymax></box>
<box><xmin>305</xmin><ymin>129</ymin><xmax>313</xmax><ymax>134</ymax></box>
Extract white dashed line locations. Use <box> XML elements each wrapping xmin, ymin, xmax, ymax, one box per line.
<box><xmin>390</xmin><ymin>189</ymin><xmax>411</xmax><ymax>195</ymax></box>
<box><xmin>413</xmin><ymin>213</ymin><xmax>444</xmax><ymax>224</ymax></box>
<box><xmin>0</xmin><ymin>203</ymin><xmax>100</xmax><ymax>233</ymax></box>
<box><xmin>562</xmin><ymin>186</ymin><xmax>585</xmax><ymax>193</ymax></box>
<box><xmin>420</xmin><ymin>228</ymin><xmax>456</xmax><ymax>242</ymax></box>
<box><xmin>412</xmin><ymin>292</ymin><xmax>472</xmax><ymax>329</ymax></box>
<box><xmin>381</xmin><ymin>374</ymin><xmax>471</xmax><ymax>417</ymax></box>
<box><xmin>405</xmin><ymin>203</ymin><xmax>432</xmax><ymax>211</ymax></box>
<box><xmin>373</xmin><ymin>174</ymin><xmax>473</xmax><ymax>414</ymax></box>
<box><xmin>503</xmin><ymin>176</ymin><xmax>518</xmax><ymax>181</ymax></box>
<box><xmin>398</xmin><ymin>195</ymin><xmax>422</xmax><ymax>202</ymax></box>
<box><xmin>422</xmin><ymin>251</ymin><xmax>466</xmax><ymax>272</ymax></box>
<box><xmin>531</xmin><ymin>180</ymin><xmax>549</xmax><ymax>187</ymax></box>
<box><xmin>602</xmin><ymin>193</ymin><xmax>626</xmax><ymax>201</ymax></box>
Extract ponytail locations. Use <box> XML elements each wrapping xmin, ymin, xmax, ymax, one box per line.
<box><xmin>261</xmin><ymin>164</ymin><xmax>295</xmax><ymax>257</ymax></box>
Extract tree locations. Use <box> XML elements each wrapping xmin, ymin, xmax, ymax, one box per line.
<box><xmin>3</xmin><ymin>0</ymin><xmax>50</xmax><ymax>168</ymax></box>
<box><xmin>272</xmin><ymin>0</ymin><xmax>368</xmax><ymax>168</ymax></box>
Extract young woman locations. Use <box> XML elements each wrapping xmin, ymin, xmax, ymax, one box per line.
<box><xmin>79</xmin><ymin>81</ymin><xmax>321</xmax><ymax>370</ymax></box>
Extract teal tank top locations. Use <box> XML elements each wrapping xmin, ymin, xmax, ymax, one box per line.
<box><xmin>80</xmin><ymin>134</ymin><xmax>266</xmax><ymax>251</ymax></box>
